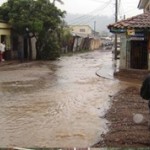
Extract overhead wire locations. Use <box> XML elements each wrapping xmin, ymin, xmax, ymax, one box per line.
<box><xmin>118</xmin><ymin>0</ymin><xmax>142</xmax><ymax>19</ymax></box>
<box><xmin>68</xmin><ymin>2</ymin><xmax>111</xmax><ymax>24</ymax></box>
<box><xmin>83</xmin><ymin>0</ymin><xmax>114</xmax><ymax>25</ymax></box>
<box><xmin>89</xmin><ymin>0</ymin><xmax>112</xmax><ymax>4</ymax></box>
<box><xmin>68</xmin><ymin>0</ymin><xmax>113</xmax><ymax>25</ymax></box>
<box><xmin>118</xmin><ymin>0</ymin><xmax>125</xmax><ymax>20</ymax></box>
<box><xmin>66</xmin><ymin>0</ymin><xmax>141</xmax><ymax>25</ymax></box>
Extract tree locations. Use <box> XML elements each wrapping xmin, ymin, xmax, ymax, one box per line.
<box><xmin>59</xmin><ymin>23</ymin><xmax>72</xmax><ymax>53</ymax></box>
<box><xmin>0</xmin><ymin>0</ymin><xmax>65</xmax><ymax>60</ymax></box>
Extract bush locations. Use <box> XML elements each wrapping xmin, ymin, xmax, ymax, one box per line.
<box><xmin>40</xmin><ymin>40</ymin><xmax>60</xmax><ymax>60</ymax></box>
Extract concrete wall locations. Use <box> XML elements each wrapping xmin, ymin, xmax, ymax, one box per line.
<box><xmin>0</xmin><ymin>22</ymin><xmax>11</xmax><ymax>29</ymax></box>
<box><xmin>89</xmin><ymin>38</ymin><xmax>101</xmax><ymax>50</ymax></box>
<box><xmin>138</xmin><ymin>0</ymin><xmax>150</xmax><ymax>12</ymax></box>
<box><xmin>31</xmin><ymin>37</ymin><xmax>37</xmax><ymax>60</ymax></box>
<box><xmin>148</xmin><ymin>33</ymin><xmax>150</xmax><ymax>69</ymax></box>
<box><xmin>119</xmin><ymin>32</ymin><xmax>150</xmax><ymax>70</ymax></box>
<box><xmin>119</xmin><ymin>34</ymin><xmax>127</xmax><ymax>69</ymax></box>
<box><xmin>72</xmin><ymin>36</ymin><xmax>101</xmax><ymax>52</ymax></box>
<box><xmin>0</xmin><ymin>22</ymin><xmax>11</xmax><ymax>46</ymax></box>
<box><xmin>144</xmin><ymin>0</ymin><xmax>150</xmax><ymax>12</ymax></box>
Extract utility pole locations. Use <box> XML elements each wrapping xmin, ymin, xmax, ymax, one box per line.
<box><xmin>93</xmin><ymin>21</ymin><xmax>96</xmax><ymax>50</ymax></box>
<box><xmin>94</xmin><ymin>21</ymin><xmax>96</xmax><ymax>37</ymax></box>
<box><xmin>115</xmin><ymin>0</ymin><xmax>118</xmax><ymax>25</ymax></box>
<box><xmin>114</xmin><ymin>0</ymin><xmax>118</xmax><ymax>70</ymax></box>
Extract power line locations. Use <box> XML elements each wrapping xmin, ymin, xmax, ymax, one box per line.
<box><xmin>118</xmin><ymin>0</ymin><xmax>126</xmax><ymax>20</ymax></box>
<box><xmin>89</xmin><ymin>0</ymin><xmax>112</xmax><ymax>3</ymax></box>
<box><xmin>119</xmin><ymin>0</ymin><xmax>142</xmax><ymax>18</ymax></box>
<box><xmin>68</xmin><ymin>0</ymin><xmax>113</xmax><ymax>24</ymax></box>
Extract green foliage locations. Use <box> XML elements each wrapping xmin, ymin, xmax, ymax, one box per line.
<box><xmin>57</xmin><ymin>23</ymin><xmax>73</xmax><ymax>52</ymax></box>
<box><xmin>40</xmin><ymin>43</ymin><xmax>60</xmax><ymax>60</ymax></box>
<box><xmin>37</xmin><ymin>30</ymin><xmax>61</xmax><ymax>60</ymax></box>
<box><xmin>0</xmin><ymin>0</ymin><xmax>65</xmax><ymax>60</ymax></box>
<box><xmin>61</xmin><ymin>28</ymin><xmax>72</xmax><ymax>45</ymax></box>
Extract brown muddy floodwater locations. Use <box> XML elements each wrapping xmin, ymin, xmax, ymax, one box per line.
<box><xmin>0</xmin><ymin>50</ymin><xmax>132</xmax><ymax>147</ymax></box>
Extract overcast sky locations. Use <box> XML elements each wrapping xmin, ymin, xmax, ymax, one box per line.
<box><xmin>56</xmin><ymin>0</ymin><xmax>143</xmax><ymax>18</ymax></box>
<box><xmin>0</xmin><ymin>0</ymin><xmax>143</xmax><ymax>18</ymax></box>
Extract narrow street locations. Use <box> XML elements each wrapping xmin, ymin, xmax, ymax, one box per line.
<box><xmin>0</xmin><ymin>50</ymin><xmax>136</xmax><ymax>147</ymax></box>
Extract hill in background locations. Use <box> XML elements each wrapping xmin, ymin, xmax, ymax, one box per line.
<box><xmin>64</xmin><ymin>13</ymin><xmax>114</xmax><ymax>35</ymax></box>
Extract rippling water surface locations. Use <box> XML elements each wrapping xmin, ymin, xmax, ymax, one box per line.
<box><xmin>0</xmin><ymin>50</ymin><xmax>128</xmax><ymax>147</ymax></box>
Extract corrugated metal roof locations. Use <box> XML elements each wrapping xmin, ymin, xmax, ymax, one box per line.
<box><xmin>108</xmin><ymin>12</ymin><xmax>150</xmax><ymax>29</ymax></box>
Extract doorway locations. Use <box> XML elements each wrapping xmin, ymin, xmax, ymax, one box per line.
<box><xmin>130</xmin><ymin>40</ymin><xmax>148</xmax><ymax>69</ymax></box>
<box><xmin>1</xmin><ymin>35</ymin><xmax>6</xmax><ymax>43</ymax></box>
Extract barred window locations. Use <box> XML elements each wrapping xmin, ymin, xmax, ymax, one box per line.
<box><xmin>80</xmin><ymin>29</ymin><xmax>85</xmax><ymax>32</ymax></box>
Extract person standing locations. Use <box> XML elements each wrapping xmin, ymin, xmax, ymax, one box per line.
<box><xmin>0</xmin><ymin>41</ymin><xmax>6</xmax><ymax>62</ymax></box>
<box><xmin>140</xmin><ymin>75</ymin><xmax>150</xmax><ymax>129</ymax></box>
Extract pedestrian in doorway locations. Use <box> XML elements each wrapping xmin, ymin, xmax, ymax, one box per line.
<box><xmin>140</xmin><ymin>75</ymin><xmax>150</xmax><ymax>128</ymax></box>
<box><xmin>0</xmin><ymin>41</ymin><xmax>6</xmax><ymax>62</ymax></box>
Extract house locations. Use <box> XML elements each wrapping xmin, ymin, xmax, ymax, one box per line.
<box><xmin>0</xmin><ymin>21</ymin><xmax>37</xmax><ymax>61</ymax></box>
<box><xmin>108</xmin><ymin>12</ymin><xmax>150</xmax><ymax>71</ymax></box>
<box><xmin>0</xmin><ymin>21</ymin><xmax>12</xmax><ymax>60</ymax></box>
<box><xmin>138</xmin><ymin>0</ymin><xmax>150</xmax><ymax>13</ymax></box>
<box><xmin>68</xmin><ymin>25</ymin><xmax>102</xmax><ymax>52</ymax></box>
<box><xmin>69</xmin><ymin>25</ymin><xmax>93</xmax><ymax>37</ymax></box>
<box><xmin>107</xmin><ymin>0</ymin><xmax>150</xmax><ymax>73</ymax></box>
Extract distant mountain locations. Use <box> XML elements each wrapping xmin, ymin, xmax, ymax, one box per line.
<box><xmin>64</xmin><ymin>13</ymin><xmax>114</xmax><ymax>34</ymax></box>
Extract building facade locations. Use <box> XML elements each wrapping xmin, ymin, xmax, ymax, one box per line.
<box><xmin>0</xmin><ymin>21</ymin><xmax>37</xmax><ymax>61</ymax></box>
<box><xmin>0</xmin><ymin>22</ymin><xmax>11</xmax><ymax>50</ymax></box>
<box><xmin>108</xmin><ymin>12</ymin><xmax>150</xmax><ymax>71</ymax></box>
<box><xmin>69</xmin><ymin>25</ymin><xmax>93</xmax><ymax>37</ymax></box>
<box><xmin>138</xmin><ymin>0</ymin><xmax>150</xmax><ymax>12</ymax></box>
<box><xmin>0</xmin><ymin>21</ymin><xmax>12</xmax><ymax>60</ymax></box>
<box><xmin>67</xmin><ymin>25</ymin><xmax>101</xmax><ymax>52</ymax></box>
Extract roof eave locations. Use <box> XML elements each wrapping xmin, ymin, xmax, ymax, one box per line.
<box><xmin>109</xmin><ymin>26</ymin><xmax>150</xmax><ymax>34</ymax></box>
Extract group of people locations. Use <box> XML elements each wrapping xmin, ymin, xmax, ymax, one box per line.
<box><xmin>0</xmin><ymin>41</ymin><xmax>5</xmax><ymax>62</ymax></box>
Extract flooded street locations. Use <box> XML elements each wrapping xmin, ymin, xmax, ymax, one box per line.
<box><xmin>0</xmin><ymin>50</ymin><xmax>132</xmax><ymax>147</ymax></box>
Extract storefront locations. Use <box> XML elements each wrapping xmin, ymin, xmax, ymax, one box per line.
<box><xmin>108</xmin><ymin>12</ymin><xmax>150</xmax><ymax>70</ymax></box>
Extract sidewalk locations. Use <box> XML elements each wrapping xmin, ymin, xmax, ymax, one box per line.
<box><xmin>94</xmin><ymin>64</ymin><xmax>150</xmax><ymax>147</ymax></box>
<box><xmin>93</xmin><ymin>86</ymin><xmax>150</xmax><ymax>148</ymax></box>
<box><xmin>96</xmin><ymin>63</ymin><xmax>115</xmax><ymax>80</ymax></box>
<box><xmin>96</xmin><ymin>62</ymin><xmax>150</xmax><ymax>83</ymax></box>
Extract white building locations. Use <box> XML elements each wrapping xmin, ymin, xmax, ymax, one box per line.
<box><xmin>138</xmin><ymin>0</ymin><xmax>150</xmax><ymax>12</ymax></box>
<box><xmin>69</xmin><ymin>25</ymin><xmax>93</xmax><ymax>37</ymax></box>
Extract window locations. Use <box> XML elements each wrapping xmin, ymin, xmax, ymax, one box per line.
<box><xmin>1</xmin><ymin>35</ymin><xmax>6</xmax><ymax>43</ymax></box>
<box><xmin>80</xmin><ymin>29</ymin><xmax>85</xmax><ymax>32</ymax></box>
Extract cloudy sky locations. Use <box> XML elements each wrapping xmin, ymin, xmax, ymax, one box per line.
<box><xmin>56</xmin><ymin>0</ymin><xmax>143</xmax><ymax>18</ymax></box>
<box><xmin>0</xmin><ymin>0</ymin><xmax>143</xmax><ymax>18</ymax></box>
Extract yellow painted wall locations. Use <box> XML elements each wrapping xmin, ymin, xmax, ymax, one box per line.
<box><xmin>148</xmin><ymin>33</ymin><xmax>150</xmax><ymax>69</ymax></box>
<box><xmin>0</xmin><ymin>29</ymin><xmax>11</xmax><ymax>35</ymax></box>
<box><xmin>70</xmin><ymin>25</ymin><xmax>92</xmax><ymax>36</ymax></box>
<box><xmin>0</xmin><ymin>22</ymin><xmax>11</xmax><ymax>50</ymax></box>
<box><xmin>0</xmin><ymin>22</ymin><xmax>11</xmax><ymax>28</ymax></box>
<box><xmin>0</xmin><ymin>22</ymin><xmax>11</xmax><ymax>35</ymax></box>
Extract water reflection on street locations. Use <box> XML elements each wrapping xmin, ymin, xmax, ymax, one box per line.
<box><xmin>0</xmin><ymin>50</ymin><xmax>131</xmax><ymax>147</ymax></box>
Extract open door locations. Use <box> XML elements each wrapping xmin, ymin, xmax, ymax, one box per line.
<box><xmin>130</xmin><ymin>40</ymin><xmax>148</xmax><ymax>69</ymax></box>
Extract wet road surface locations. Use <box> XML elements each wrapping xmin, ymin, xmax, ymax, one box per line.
<box><xmin>0</xmin><ymin>50</ymin><xmax>132</xmax><ymax>147</ymax></box>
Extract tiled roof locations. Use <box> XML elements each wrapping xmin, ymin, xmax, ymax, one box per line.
<box><xmin>108</xmin><ymin>12</ymin><xmax>150</xmax><ymax>29</ymax></box>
